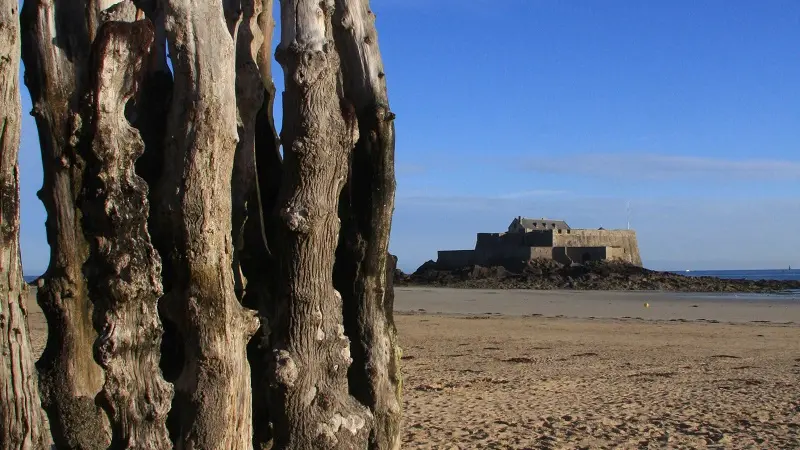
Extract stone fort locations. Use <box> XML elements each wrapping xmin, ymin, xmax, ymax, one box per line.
<box><xmin>436</xmin><ymin>216</ymin><xmax>642</xmax><ymax>269</ymax></box>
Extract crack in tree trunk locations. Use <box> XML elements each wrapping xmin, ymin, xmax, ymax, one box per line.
<box><xmin>79</xmin><ymin>19</ymin><xmax>173</xmax><ymax>449</ymax></box>
<box><xmin>230</xmin><ymin>0</ymin><xmax>265</xmax><ymax>302</ymax></box>
<box><xmin>130</xmin><ymin>0</ymin><xmax>174</xmax><ymax>207</ymax></box>
<box><xmin>156</xmin><ymin>0</ymin><xmax>260</xmax><ymax>446</ymax></box>
<box><xmin>19</xmin><ymin>0</ymin><xmax>113</xmax><ymax>446</ymax></box>
<box><xmin>332</xmin><ymin>1</ymin><xmax>401</xmax><ymax>448</ymax></box>
<box><xmin>0</xmin><ymin>0</ymin><xmax>49</xmax><ymax>445</ymax></box>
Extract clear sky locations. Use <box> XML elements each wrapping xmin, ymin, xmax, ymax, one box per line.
<box><xmin>17</xmin><ymin>0</ymin><xmax>800</xmax><ymax>275</ymax></box>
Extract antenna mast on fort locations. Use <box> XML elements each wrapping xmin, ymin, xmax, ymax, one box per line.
<box><xmin>626</xmin><ymin>201</ymin><xmax>631</xmax><ymax>230</ymax></box>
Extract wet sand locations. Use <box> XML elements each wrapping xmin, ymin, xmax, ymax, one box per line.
<box><xmin>394</xmin><ymin>287</ymin><xmax>800</xmax><ymax>324</ymax></box>
<box><xmin>26</xmin><ymin>287</ymin><xmax>800</xmax><ymax>449</ymax></box>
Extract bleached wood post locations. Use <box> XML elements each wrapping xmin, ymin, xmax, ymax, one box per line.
<box><xmin>231</xmin><ymin>0</ymin><xmax>286</xmax><ymax>445</ymax></box>
<box><xmin>268</xmin><ymin>0</ymin><xmax>373</xmax><ymax>448</ymax></box>
<box><xmin>332</xmin><ymin>1</ymin><xmax>401</xmax><ymax>448</ymax></box>
<box><xmin>156</xmin><ymin>0</ymin><xmax>260</xmax><ymax>445</ymax></box>
<box><xmin>19</xmin><ymin>0</ymin><xmax>113</xmax><ymax>446</ymax></box>
<box><xmin>80</xmin><ymin>19</ymin><xmax>173</xmax><ymax>448</ymax></box>
<box><xmin>0</xmin><ymin>1</ymin><xmax>49</xmax><ymax>446</ymax></box>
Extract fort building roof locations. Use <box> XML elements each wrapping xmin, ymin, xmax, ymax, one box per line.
<box><xmin>509</xmin><ymin>216</ymin><xmax>571</xmax><ymax>232</ymax></box>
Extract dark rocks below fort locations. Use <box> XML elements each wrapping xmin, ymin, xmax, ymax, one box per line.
<box><xmin>396</xmin><ymin>259</ymin><xmax>800</xmax><ymax>294</ymax></box>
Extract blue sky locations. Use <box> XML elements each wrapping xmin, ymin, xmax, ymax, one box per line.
<box><xmin>18</xmin><ymin>0</ymin><xmax>800</xmax><ymax>275</ymax></box>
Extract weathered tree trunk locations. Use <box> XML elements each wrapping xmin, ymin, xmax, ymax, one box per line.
<box><xmin>232</xmin><ymin>0</ymin><xmax>285</xmax><ymax>446</ymax></box>
<box><xmin>19</xmin><ymin>0</ymin><xmax>113</xmax><ymax>447</ymax></box>
<box><xmin>0</xmin><ymin>2</ymin><xmax>49</xmax><ymax>446</ymax></box>
<box><xmin>119</xmin><ymin>6</ymin><xmax>184</xmax><ymax>426</ymax></box>
<box><xmin>331</xmin><ymin>1</ymin><xmax>401</xmax><ymax>448</ymax></box>
<box><xmin>79</xmin><ymin>19</ymin><xmax>173</xmax><ymax>448</ymax></box>
<box><xmin>268</xmin><ymin>1</ymin><xmax>372</xmax><ymax>448</ymax></box>
<box><xmin>230</xmin><ymin>0</ymin><xmax>265</xmax><ymax>300</ymax></box>
<box><xmin>155</xmin><ymin>0</ymin><xmax>260</xmax><ymax>446</ymax></box>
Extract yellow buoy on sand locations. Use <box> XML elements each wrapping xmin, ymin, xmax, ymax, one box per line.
<box><xmin>644</xmin><ymin>302</ymin><xmax>650</xmax><ymax>308</ymax></box>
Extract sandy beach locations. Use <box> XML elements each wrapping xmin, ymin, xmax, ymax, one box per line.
<box><xmin>25</xmin><ymin>287</ymin><xmax>800</xmax><ymax>449</ymax></box>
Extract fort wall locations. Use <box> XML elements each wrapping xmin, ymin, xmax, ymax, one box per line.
<box><xmin>473</xmin><ymin>233</ymin><xmax>536</xmax><ymax>265</ymax></box>
<box><xmin>474</xmin><ymin>246</ymin><xmax>539</xmax><ymax>266</ymax></box>
<box><xmin>433</xmin><ymin>220</ymin><xmax>643</xmax><ymax>269</ymax></box>
<box><xmin>551</xmin><ymin>246</ymin><xmax>621</xmax><ymax>265</ymax></box>
<box><xmin>522</xmin><ymin>231</ymin><xmax>556</xmax><ymax>247</ymax></box>
<box><xmin>552</xmin><ymin>230</ymin><xmax>641</xmax><ymax>266</ymax></box>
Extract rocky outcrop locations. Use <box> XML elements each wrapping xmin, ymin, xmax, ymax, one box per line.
<box><xmin>399</xmin><ymin>259</ymin><xmax>800</xmax><ymax>293</ymax></box>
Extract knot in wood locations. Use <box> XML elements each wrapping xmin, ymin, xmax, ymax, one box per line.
<box><xmin>375</xmin><ymin>104</ymin><xmax>395</xmax><ymax>122</ymax></box>
<box><xmin>292</xmin><ymin>50</ymin><xmax>327</xmax><ymax>88</ymax></box>
<box><xmin>339</xmin><ymin>12</ymin><xmax>355</xmax><ymax>30</ymax></box>
<box><xmin>29</xmin><ymin>104</ymin><xmax>43</xmax><ymax>119</ymax></box>
<box><xmin>320</xmin><ymin>0</ymin><xmax>334</xmax><ymax>14</ymax></box>
<box><xmin>340</xmin><ymin>345</ymin><xmax>352</xmax><ymax>366</ymax></box>
<box><xmin>302</xmin><ymin>385</ymin><xmax>318</xmax><ymax>406</ymax></box>
<box><xmin>316</xmin><ymin>413</ymin><xmax>367</xmax><ymax>445</ymax></box>
<box><xmin>272</xmin><ymin>350</ymin><xmax>298</xmax><ymax>388</ymax></box>
<box><xmin>68</xmin><ymin>112</ymin><xmax>83</xmax><ymax>147</ymax></box>
<box><xmin>280</xmin><ymin>206</ymin><xmax>310</xmax><ymax>233</ymax></box>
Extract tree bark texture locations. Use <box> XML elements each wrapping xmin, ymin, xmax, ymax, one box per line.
<box><xmin>156</xmin><ymin>0</ymin><xmax>260</xmax><ymax>446</ymax></box>
<box><xmin>19</xmin><ymin>0</ymin><xmax>112</xmax><ymax>446</ymax></box>
<box><xmin>268</xmin><ymin>1</ymin><xmax>372</xmax><ymax>448</ymax></box>
<box><xmin>332</xmin><ymin>1</ymin><xmax>401</xmax><ymax>448</ymax></box>
<box><xmin>0</xmin><ymin>1</ymin><xmax>49</xmax><ymax>446</ymax></box>
<box><xmin>79</xmin><ymin>19</ymin><xmax>173</xmax><ymax>449</ymax></box>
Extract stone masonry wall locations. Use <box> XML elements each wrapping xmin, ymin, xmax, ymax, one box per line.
<box><xmin>552</xmin><ymin>230</ymin><xmax>642</xmax><ymax>266</ymax></box>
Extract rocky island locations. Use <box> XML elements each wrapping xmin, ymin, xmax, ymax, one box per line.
<box><xmin>397</xmin><ymin>259</ymin><xmax>800</xmax><ymax>293</ymax></box>
<box><xmin>394</xmin><ymin>216</ymin><xmax>800</xmax><ymax>293</ymax></box>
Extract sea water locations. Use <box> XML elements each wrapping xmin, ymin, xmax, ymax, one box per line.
<box><xmin>674</xmin><ymin>269</ymin><xmax>800</xmax><ymax>282</ymax></box>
